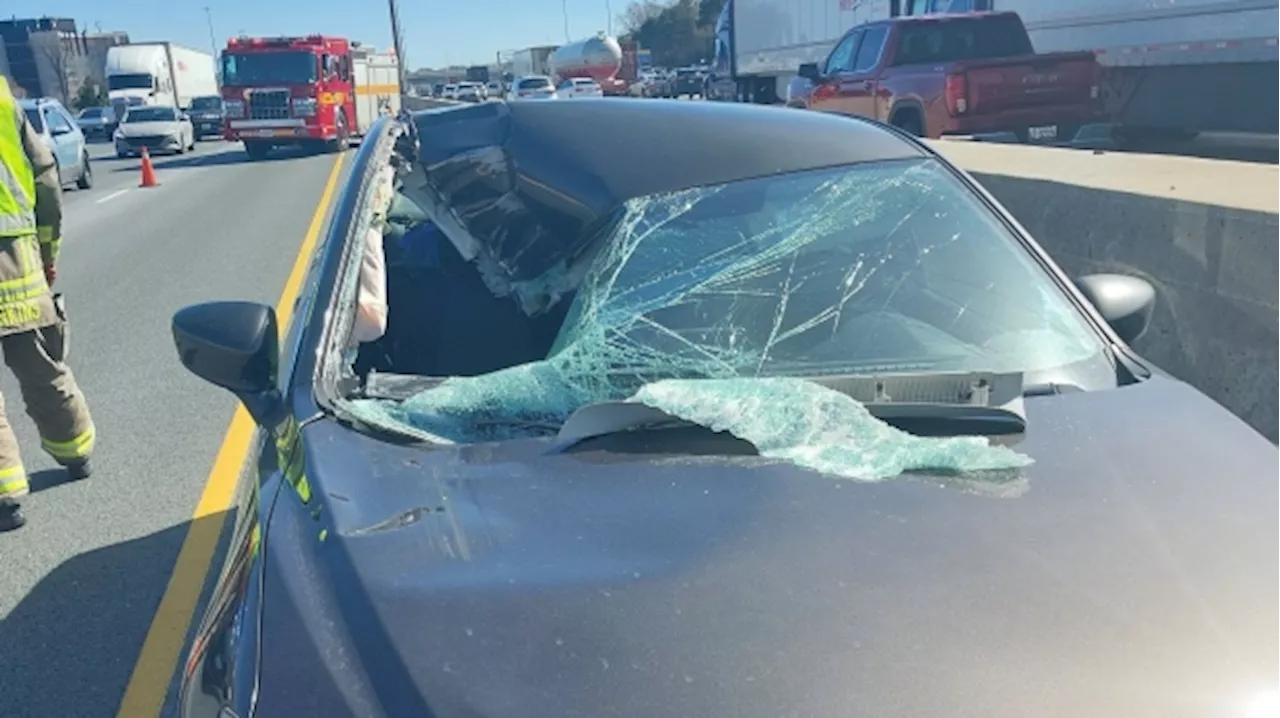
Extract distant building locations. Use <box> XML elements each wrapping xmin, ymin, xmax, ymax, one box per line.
<box><xmin>84</xmin><ymin>31</ymin><xmax>130</xmax><ymax>90</ymax></box>
<box><xmin>0</xmin><ymin>17</ymin><xmax>90</xmax><ymax>104</ymax></box>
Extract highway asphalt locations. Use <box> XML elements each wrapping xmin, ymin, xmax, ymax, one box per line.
<box><xmin>0</xmin><ymin>137</ymin><xmax>350</xmax><ymax>718</ymax></box>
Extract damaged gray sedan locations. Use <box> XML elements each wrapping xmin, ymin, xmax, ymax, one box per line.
<box><xmin>171</xmin><ymin>99</ymin><xmax>1278</xmax><ymax>718</ymax></box>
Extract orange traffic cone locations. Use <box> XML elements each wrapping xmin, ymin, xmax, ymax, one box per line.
<box><xmin>139</xmin><ymin>147</ymin><xmax>158</xmax><ymax>188</ymax></box>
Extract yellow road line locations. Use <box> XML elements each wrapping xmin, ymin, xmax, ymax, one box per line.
<box><xmin>113</xmin><ymin>151</ymin><xmax>347</xmax><ymax>718</ymax></box>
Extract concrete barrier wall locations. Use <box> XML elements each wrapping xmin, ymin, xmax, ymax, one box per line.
<box><xmin>402</xmin><ymin>97</ymin><xmax>461</xmax><ymax>112</ymax></box>
<box><xmin>933</xmin><ymin>141</ymin><xmax>1279</xmax><ymax>441</ymax></box>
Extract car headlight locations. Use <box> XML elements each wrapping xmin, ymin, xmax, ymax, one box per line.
<box><xmin>223</xmin><ymin>100</ymin><xmax>244</xmax><ymax>118</ymax></box>
<box><xmin>291</xmin><ymin>97</ymin><xmax>316</xmax><ymax>116</ymax></box>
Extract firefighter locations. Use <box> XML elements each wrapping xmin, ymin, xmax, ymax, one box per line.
<box><xmin>0</xmin><ymin>75</ymin><xmax>96</xmax><ymax>532</ymax></box>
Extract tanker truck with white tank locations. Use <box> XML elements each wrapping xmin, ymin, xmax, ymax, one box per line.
<box><xmin>549</xmin><ymin>33</ymin><xmax>625</xmax><ymax>93</ymax></box>
<box><xmin>105</xmin><ymin>43</ymin><xmax>219</xmax><ymax>120</ymax></box>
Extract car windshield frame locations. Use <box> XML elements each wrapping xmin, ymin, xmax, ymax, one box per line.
<box><xmin>78</xmin><ymin>107</ymin><xmax>104</xmax><ymax>119</ymax></box>
<box><xmin>124</xmin><ymin>107</ymin><xmax>179</xmax><ymax>123</ymax></box>
<box><xmin>107</xmin><ymin>73</ymin><xmax>153</xmax><ymax>91</ymax></box>
<box><xmin>221</xmin><ymin>51</ymin><xmax>318</xmax><ymax>86</ymax></box>
<box><xmin>332</xmin><ymin>149</ymin><xmax>1122</xmax><ymax>446</ymax></box>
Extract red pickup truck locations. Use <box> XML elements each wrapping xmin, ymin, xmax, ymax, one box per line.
<box><xmin>798</xmin><ymin>12</ymin><xmax>1102</xmax><ymax>144</ymax></box>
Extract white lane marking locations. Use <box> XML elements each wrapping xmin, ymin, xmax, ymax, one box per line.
<box><xmin>95</xmin><ymin>189</ymin><xmax>130</xmax><ymax>205</ymax></box>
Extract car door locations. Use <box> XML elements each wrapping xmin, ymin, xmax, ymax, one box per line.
<box><xmin>807</xmin><ymin>30</ymin><xmax>862</xmax><ymax>113</ymax></box>
<box><xmin>42</xmin><ymin>106</ymin><xmax>78</xmax><ymax>184</ymax></box>
<box><xmin>840</xmin><ymin>24</ymin><xmax>891</xmax><ymax>120</ymax></box>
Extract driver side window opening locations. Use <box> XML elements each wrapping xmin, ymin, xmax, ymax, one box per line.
<box><xmin>353</xmin><ymin>176</ymin><xmax>573</xmax><ymax>380</ymax></box>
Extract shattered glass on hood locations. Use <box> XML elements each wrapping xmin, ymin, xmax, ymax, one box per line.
<box><xmin>352</xmin><ymin>158</ymin><xmax>1111</xmax><ymax>480</ymax></box>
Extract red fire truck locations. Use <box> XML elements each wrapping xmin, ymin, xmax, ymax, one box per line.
<box><xmin>220</xmin><ymin>35</ymin><xmax>400</xmax><ymax>160</ymax></box>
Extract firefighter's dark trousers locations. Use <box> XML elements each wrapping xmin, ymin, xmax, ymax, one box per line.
<box><xmin>0</xmin><ymin>322</ymin><xmax>94</xmax><ymax>500</ymax></box>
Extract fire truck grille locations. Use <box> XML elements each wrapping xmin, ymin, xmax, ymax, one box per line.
<box><xmin>248</xmin><ymin>90</ymin><xmax>291</xmax><ymax>120</ymax></box>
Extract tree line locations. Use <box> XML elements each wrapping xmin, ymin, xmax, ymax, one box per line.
<box><xmin>618</xmin><ymin>0</ymin><xmax>724</xmax><ymax>68</ymax></box>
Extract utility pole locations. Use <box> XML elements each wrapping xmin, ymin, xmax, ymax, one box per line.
<box><xmin>605</xmin><ymin>0</ymin><xmax>612</xmax><ymax>35</ymax></box>
<box><xmin>387</xmin><ymin>0</ymin><xmax>409</xmax><ymax>97</ymax></box>
<box><xmin>203</xmin><ymin>7</ymin><xmax>217</xmax><ymax>57</ymax></box>
<box><xmin>562</xmin><ymin>0</ymin><xmax>571</xmax><ymax>42</ymax></box>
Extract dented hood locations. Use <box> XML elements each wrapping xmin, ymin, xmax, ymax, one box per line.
<box><xmin>264</xmin><ymin>375</ymin><xmax>1278</xmax><ymax>717</ymax></box>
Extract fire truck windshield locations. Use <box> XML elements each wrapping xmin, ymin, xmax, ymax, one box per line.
<box><xmin>222</xmin><ymin>51</ymin><xmax>319</xmax><ymax>86</ymax></box>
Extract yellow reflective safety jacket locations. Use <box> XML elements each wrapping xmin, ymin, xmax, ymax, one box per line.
<box><xmin>0</xmin><ymin>76</ymin><xmax>59</xmax><ymax>335</ymax></box>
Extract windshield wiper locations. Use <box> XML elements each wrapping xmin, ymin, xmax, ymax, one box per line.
<box><xmin>550</xmin><ymin>394</ymin><xmax>1027</xmax><ymax>454</ymax></box>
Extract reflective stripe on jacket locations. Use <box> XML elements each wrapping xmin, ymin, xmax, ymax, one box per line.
<box><xmin>0</xmin><ymin>77</ymin><xmax>58</xmax><ymax>334</ymax></box>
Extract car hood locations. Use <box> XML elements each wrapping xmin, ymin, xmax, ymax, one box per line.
<box><xmin>117</xmin><ymin>121</ymin><xmax>182</xmax><ymax>136</ymax></box>
<box><xmin>274</xmin><ymin>375</ymin><xmax>1277</xmax><ymax>717</ymax></box>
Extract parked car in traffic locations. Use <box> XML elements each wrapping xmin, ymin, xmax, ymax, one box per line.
<box><xmin>507</xmin><ymin>75</ymin><xmax>558</xmax><ymax>100</ymax></box>
<box><xmin>486</xmin><ymin>81</ymin><xmax>504</xmax><ymax>99</ymax></box>
<box><xmin>170</xmin><ymin>100</ymin><xmax>1277</xmax><ymax>718</ymax></box>
<box><xmin>441</xmin><ymin>83</ymin><xmax>459</xmax><ymax>100</ymax></box>
<box><xmin>114</xmin><ymin>105</ymin><xmax>196</xmax><ymax>157</ymax></box>
<box><xmin>455</xmin><ymin>82</ymin><xmax>485</xmax><ymax>102</ymax></box>
<box><xmin>20</xmin><ymin>97</ymin><xmax>92</xmax><ymax>189</ymax></box>
<box><xmin>186</xmin><ymin>95</ymin><xmax>225</xmax><ymax>140</ymax></box>
<box><xmin>799</xmin><ymin>11</ymin><xmax>1102</xmax><ymax>141</ymax></box>
<box><xmin>670</xmin><ymin>67</ymin><xmax>704</xmax><ymax>98</ymax></box>
<box><xmin>74</xmin><ymin>105</ymin><xmax>117</xmax><ymax>140</ymax></box>
<box><xmin>557</xmin><ymin>77</ymin><xmax>604</xmax><ymax>98</ymax></box>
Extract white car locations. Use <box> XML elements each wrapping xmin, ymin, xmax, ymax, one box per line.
<box><xmin>114</xmin><ymin>105</ymin><xmax>195</xmax><ymax>157</ymax></box>
<box><xmin>557</xmin><ymin>77</ymin><xmax>604</xmax><ymax>99</ymax></box>
<box><xmin>455</xmin><ymin>82</ymin><xmax>485</xmax><ymax>103</ymax></box>
<box><xmin>507</xmin><ymin>75</ymin><xmax>558</xmax><ymax>100</ymax></box>
<box><xmin>441</xmin><ymin>84</ymin><xmax>459</xmax><ymax>100</ymax></box>
<box><xmin>486</xmin><ymin>82</ymin><xmax>503</xmax><ymax>99</ymax></box>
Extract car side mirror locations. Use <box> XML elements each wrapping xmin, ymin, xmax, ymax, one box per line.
<box><xmin>798</xmin><ymin>63</ymin><xmax>822</xmax><ymax>81</ymax></box>
<box><xmin>1074</xmin><ymin>273</ymin><xmax>1156</xmax><ymax>345</ymax></box>
<box><xmin>172</xmin><ymin>301</ymin><xmax>285</xmax><ymax>427</ymax></box>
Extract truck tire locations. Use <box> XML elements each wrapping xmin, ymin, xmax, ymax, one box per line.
<box><xmin>891</xmin><ymin>110</ymin><xmax>925</xmax><ymax>138</ymax></box>
<box><xmin>76</xmin><ymin>154</ymin><xmax>93</xmax><ymax>190</ymax></box>
<box><xmin>244</xmin><ymin>142</ymin><xmax>270</xmax><ymax>161</ymax></box>
<box><xmin>325</xmin><ymin>113</ymin><xmax>349</xmax><ymax>153</ymax></box>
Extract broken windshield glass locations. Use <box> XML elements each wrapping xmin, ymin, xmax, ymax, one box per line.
<box><xmin>350</xmin><ymin>158</ymin><xmax>1110</xmax><ymax>479</ymax></box>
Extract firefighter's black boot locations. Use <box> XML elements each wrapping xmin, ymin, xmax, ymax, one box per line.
<box><xmin>66</xmin><ymin>459</ymin><xmax>92</xmax><ymax>482</ymax></box>
<box><xmin>0</xmin><ymin>499</ymin><xmax>26</xmax><ymax>532</ymax></box>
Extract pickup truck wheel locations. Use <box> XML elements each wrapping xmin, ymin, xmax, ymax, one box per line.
<box><xmin>892</xmin><ymin>112</ymin><xmax>925</xmax><ymax>138</ymax></box>
<box><xmin>244</xmin><ymin>142</ymin><xmax>270</xmax><ymax>161</ymax></box>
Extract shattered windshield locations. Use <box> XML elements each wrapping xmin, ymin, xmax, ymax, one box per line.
<box><xmin>352</xmin><ymin>157</ymin><xmax>1109</xmax><ymax>475</ymax></box>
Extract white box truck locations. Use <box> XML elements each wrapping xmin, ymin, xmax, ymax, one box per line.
<box><xmin>511</xmin><ymin>46</ymin><xmax>557</xmax><ymax>79</ymax></box>
<box><xmin>105</xmin><ymin>43</ymin><xmax>219</xmax><ymax>119</ymax></box>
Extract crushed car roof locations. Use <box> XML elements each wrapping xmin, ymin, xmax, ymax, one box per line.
<box><xmin>406</xmin><ymin>99</ymin><xmax>929</xmax><ymax>297</ymax></box>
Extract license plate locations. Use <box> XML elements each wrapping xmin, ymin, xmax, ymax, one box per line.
<box><xmin>252</xmin><ymin>128</ymin><xmax>286</xmax><ymax>138</ymax></box>
<box><xmin>1028</xmin><ymin>124</ymin><xmax>1058</xmax><ymax>141</ymax></box>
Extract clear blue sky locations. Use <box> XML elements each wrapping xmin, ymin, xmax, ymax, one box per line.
<box><xmin>19</xmin><ymin>0</ymin><xmax>624</xmax><ymax>68</ymax></box>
